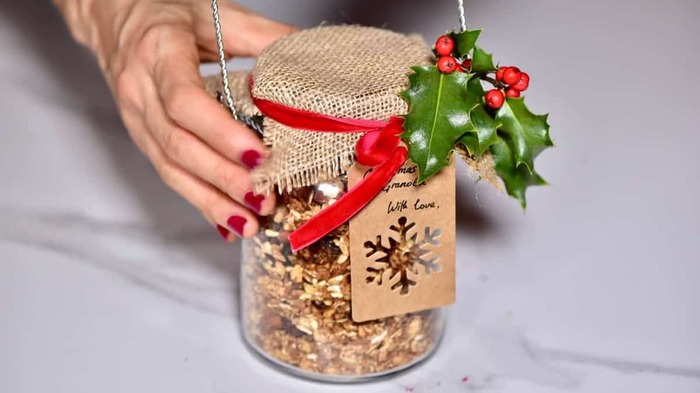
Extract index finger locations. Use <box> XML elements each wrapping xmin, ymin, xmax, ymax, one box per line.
<box><xmin>152</xmin><ymin>28</ymin><xmax>267</xmax><ymax>169</ymax></box>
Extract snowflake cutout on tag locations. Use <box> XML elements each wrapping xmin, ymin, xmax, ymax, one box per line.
<box><xmin>364</xmin><ymin>217</ymin><xmax>442</xmax><ymax>295</ymax></box>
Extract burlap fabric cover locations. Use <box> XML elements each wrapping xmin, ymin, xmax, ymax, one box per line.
<box><xmin>204</xmin><ymin>25</ymin><xmax>501</xmax><ymax>193</ymax></box>
<box><xmin>248</xmin><ymin>25</ymin><xmax>432</xmax><ymax>193</ymax></box>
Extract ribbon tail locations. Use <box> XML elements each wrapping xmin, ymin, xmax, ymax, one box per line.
<box><xmin>288</xmin><ymin>146</ymin><xmax>409</xmax><ymax>252</ymax></box>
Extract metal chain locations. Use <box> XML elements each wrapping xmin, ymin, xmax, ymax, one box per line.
<box><xmin>457</xmin><ymin>0</ymin><xmax>467</xmax><ymax>32</ymax></box>
<box><xmin>210</xmin><ymin>0</ymin><xmax>263</xmax><ymax>134</ymax></box>
<box><xmin>211</xmin><ymin>0</ymin><xmax>238</xmax><ymax>121</ymax></box>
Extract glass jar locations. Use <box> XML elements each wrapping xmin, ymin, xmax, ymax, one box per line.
<box><xmin>241</xmin><ymin>176</ymin><xmax>445</xmax><ymax>383</ymax></box>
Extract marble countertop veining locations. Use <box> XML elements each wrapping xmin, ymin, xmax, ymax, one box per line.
<box><xmin>1</xmin><ymin>1</ymin><xmax>699</xmax><ymax>392</ymax></box>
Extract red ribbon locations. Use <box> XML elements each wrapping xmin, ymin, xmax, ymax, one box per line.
<box><xmin>251</xmin><ymin>89</ymin><xmax>407</xmax><ymax>252</ymax></box>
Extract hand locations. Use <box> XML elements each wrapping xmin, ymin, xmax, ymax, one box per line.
<box><xmin>54</xmin><ymin>0</ymin><xmax>296</xmax><ymax>240</ymax></box>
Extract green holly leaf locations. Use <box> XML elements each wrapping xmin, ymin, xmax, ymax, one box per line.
<box><xmin>465</xmin><ymin>107</ymin><xmax>501</xmax><ymax>155</ymax></box>
<box><xmin>488</xmin><ymin>97</ymin><xmax>552</xmax><ymax>208</ymax></box>
<box><xmin>401</xmin><ymin>66</ymin><xmax>472</xmax><ymax>182</ymax></box>
<box><xmin>490</xmin><ymin>137</ymin><xmax>548</xmax><ymax>208</ymax></box>
<box><xmin>471</xmin><ymin>46</ymin><xmax>497</xmax><ymax>73</ymax></box>
<box><xmin>494</xmin><ymin>97</ymin><xmax>553</xmax><ymax>173</ymax></box>
<box><xmin>457</xmin><ymin>133</ymin><xmax>479</xmax><ymax>157</ymax></box>
<box><xmin>450</xmin><ymin>29</ymin><xmax>482</xmax><ymax>58</ymax></box>
<box><xmin>458</xmin><ymin>77</ymin><xmax>500</xmax><ymax>156</ymax></box>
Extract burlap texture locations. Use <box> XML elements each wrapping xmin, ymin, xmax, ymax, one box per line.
<box><xmin>250</xmin><ymin>25</ymin><xmax>432</xmax><ymax>193</ymax></box>
<box><xmin>204</xmin><ymin>70</ymin><xmax>260</xmax><ymax>119</ymax></box>
<box><xmin>203</xmin><ymin>26</ymin><xmax>502</xmax><ymax>193</ymax></box>
<box><xmin>455</xmin><ymin>148</ymin><xmax>504</xmax><ymax>191</ymax></box>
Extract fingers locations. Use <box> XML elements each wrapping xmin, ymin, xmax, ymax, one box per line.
<box><xmin>159</xmin><ymin>162</ymin><xmax>261</xmax><ymax>240</ymax></box>
<box><xmin>121</xmin><ymin>100</ymin><xmax>263</xmax><ymax>240</ymax></box>
<box><xmin>196</xmin><ymin>2</ymin><xmax>298</xmax><ymax>58</ymax></box>
<box><xmin>150</xmin><ymin>26</ymin><xmax>268</xmax><ymax>171</ymax></box>
<box><xmin>159</xmin><ymin>157</ymin><xmax>261</xmax><ymax>240</ymax></box>
<box><xmin>141</xmin><ymin>73</ymin><xmax>276</xmax><ymax>217</ymax></box>
<box><xmin>106</xmin><ymin>6</ymin><xmax>294</xmax><ymax>241</ymax></box>
<box><xmin>223</xmin><ymin>6</ymin><xmax>298</xmax><ymax>57</ymax></box>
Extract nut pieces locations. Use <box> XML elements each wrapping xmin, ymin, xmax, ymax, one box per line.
<box><xmin>242</xmin><ymin>179</ymin><xmax>441</xmax><ymax>376</ymax></box>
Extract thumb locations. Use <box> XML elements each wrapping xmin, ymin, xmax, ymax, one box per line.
<box><xmin>217</xmin><ymin>3</ymin><xmax>298</xmax><ymax>57</ymax></box>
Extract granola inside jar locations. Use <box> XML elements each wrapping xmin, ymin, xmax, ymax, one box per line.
<box><xmin>241</xmin><ymin>177</ymin><xmax>445</xmax><ymax>382</ymax></box>
<box><xmin>212</xmin><ymin>25</ymin><xmax>448</xmax><ymax>382</ymax></box>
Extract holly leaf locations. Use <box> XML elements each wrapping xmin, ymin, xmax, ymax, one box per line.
<box><xmin>464</xmin><ymin>107</ymin><xmax>501</xmax><ymax>156</ymax></box>
<box><xmin>458</xmin><ymin>77</ymin><xmax>500</xmax><ymax>156</ymax></box>
<box><xmin>457</xmin><ymin>133</ymin><xmax>479</xmax><ymax>157</ymax></box>
<box><xmin>450</xmin><ymin>29</ymin><xmax>482</xmax><ymax>58</ymax></box>
<box><xmin>494</xmin><ymin>97</ymin><xmax>553</xmax><ymax>173</ymax></box>
<box><xmin>401</xmin><ymin>66</ymin><xmax>472</xmax><ymax>182</ymax></box>
<box><xmin>471</xmin><ymin>46</ymin><xmax>497</xmax><ymax>73</ymax></box>
<box><xmin>488</xmin><ymin>97</ymin><xmax>552</xmax><ymax>208</ymax></box>
<box><xmin>490</xmin><ymin>137</ymin><xmax>548</xmax><ymax>208</ymax></box>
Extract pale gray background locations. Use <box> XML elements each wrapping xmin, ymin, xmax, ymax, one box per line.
<box><xmin>1</xmin><ymin>1</ymin><xmax>699</xmax><ymax>392</ymax></box>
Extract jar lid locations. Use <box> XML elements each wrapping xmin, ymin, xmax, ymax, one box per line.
<box><xmin>250</xmin><ymin>25</ymin><xmax>432</xmax><ymax>193</ymax></box>
<box><xmin>252</xmin><ymin>25</ymin><xmax>430</xmax><ymax>121</ymax></box>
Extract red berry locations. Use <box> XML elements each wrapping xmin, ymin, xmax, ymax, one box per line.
<box><xmin>437</xmin><ymin>56</ymin><xmax>458</xmax><ymax>73</ymax></box>
<box><xmin>485</xmin><ymin>89</ymin><xmax>505</xmax><ymax>109</ymax></box>
<box><xmin>459</xmin><ymin>59</ymin><xmax>472</xmax><ymax>72</ymax></box>
<box><xmin>502</xmin><ymin>67</ymin><xmax>522</xmax><ymax>85</ymax></box>
<box><xmin>496</xmin><ymin>67</ymin><xmax>506</xmax><ymax>81</ymax></box>
<box><xmin>506</xmin><ymin>88</ymin><xmax>521</xmax><ymax>98</ymax></box>
<box><xmin>511</xmin><ymin>72</ymin><xmax>530</xmax><ymax>92</ymax></box>
<box><xmin>435</xmin><ymin>35</ymin><xmax>455</xmax><ymax>56</ymax></box>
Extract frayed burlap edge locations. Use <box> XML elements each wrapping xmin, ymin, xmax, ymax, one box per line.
<box><xmin>455</xmin><ymin>146</ymin><xmax>504</xmax><ymax>192</ymax></box>
<box><xmin>202</xmin><ymin>71</ymin><xmax>359</xmax><ymax>194</ymax></box>
<box><xmin>253</xmin><ymin>121</ymin><xmax>358</xmax><ymax>193</ymax></box>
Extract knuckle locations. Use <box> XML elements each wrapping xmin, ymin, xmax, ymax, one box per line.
<box><xmin>163</xmin><ymin>88</ymin><xmax>190</xmax><ymax>123</ymax></box>
<box><xmin>215</xmin><ymin>163</ymin><xmax>244</xmax><ymax>197</ymax></box>
<box><xmin>154</xmin><ymin>159</ymin><xmax>177</xmax><ymax>188</ymax></box>
<box><xmin>136</xmin><ymin>24</ymin><xmax>168</xmax><ymax>60</ymax></box>
<box><xmin>201</xmin><ymin>191</ymin><xmax>225</xmax><ymax>220</ymax></box>
<box><xmin>137</xmin><ymin>21</ymin><xmax>191</xmax><ymax>64</ymax></box>
<box><xmin>160</xmin><ymin>129</ymin><xmax>187</xmax><ymax>162</ymax></box>
<box><xmin>212</xmin><ymin>159</ymin><xmax>233</xmax><ymax>184</ymax></box>
<box><xmin>114</xmin><ymin>69</ymin><xmax>140</xmax><ymax>108</ymax></box>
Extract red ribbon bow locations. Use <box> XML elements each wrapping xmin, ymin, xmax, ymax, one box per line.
<box><xmin>251</xmin><ymin>88</ymin><xmax>407</xmax><ymax>252</ymax></box>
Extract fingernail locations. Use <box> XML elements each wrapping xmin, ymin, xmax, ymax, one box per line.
<box><xmin>244</xmin><ymin>191</ymin><xmax>265</xmax><ymax>214</ymax></box>
<box><xmin>216</xmin><ymin>225</ymin><xmax>230</xmax><ymax>240</ymax></box>
<box><xmin>241</xmin><ymin>150</ymin><xmax>263</xmax><ymax>170</ymax></box>
<box><xmin>227</xmin><ymin>215</ymin><xmax>247</xmax><ymax>237</ymax></box>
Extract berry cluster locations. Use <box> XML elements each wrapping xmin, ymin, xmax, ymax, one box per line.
<box><xmin>484</xmin><ymin>66</ymin><xmax>530</xmax><ymax>109</ymax></box>
<box><xmin>434</xmin><ymin>35</ymin><xmax>471</xmax><ymax>73</ymax></box>
<box><xmin>433</xmin><ymin>34</ymin><xmax>532</xmax><ymax>111</ymax></box>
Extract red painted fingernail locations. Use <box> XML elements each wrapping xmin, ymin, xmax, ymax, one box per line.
<box><xmin>244</xmin><ymin>191</ymin><xmax>265</xmax><ymax>214</ymax></box>
<box><xmin>241</xmin><ymin>150</ymin><xmax>263</xmax><ymax>170</ymax></box>
<box><xmin>227</xmin><ymin>215</ymin><xmax>247</xmax><ymax>237</ymax></box>
<box><xmin>216</xmin><ymin>225</ymin><xmax>230</xmax><ymax>240</ymax></box>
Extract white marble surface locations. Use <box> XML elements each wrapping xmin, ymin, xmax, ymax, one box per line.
<box><xmin>2</xmin><ymin>1</ymin><xmax>700</xmax><ymax>392</ymax></box>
